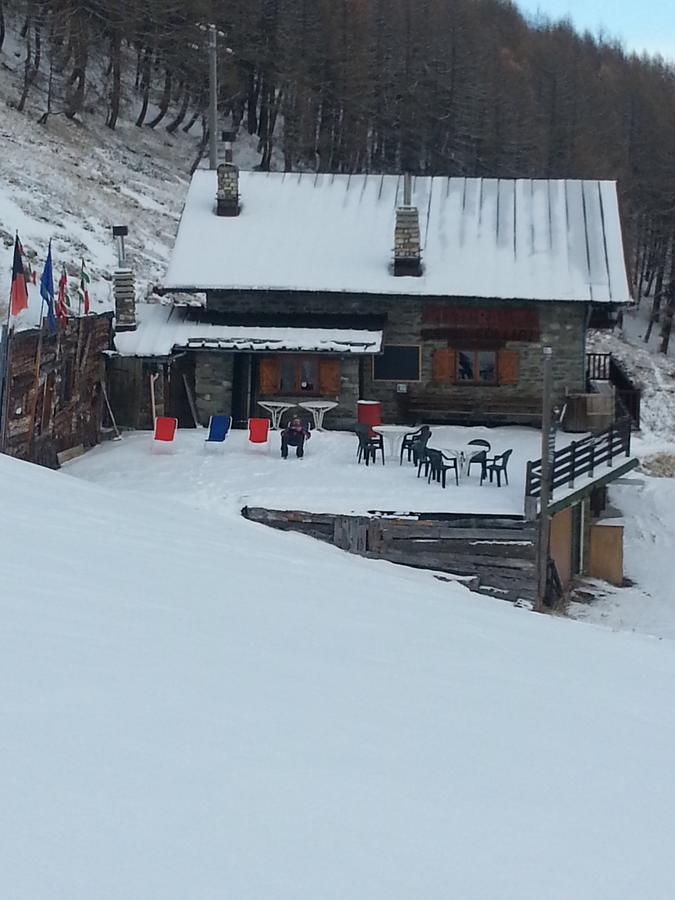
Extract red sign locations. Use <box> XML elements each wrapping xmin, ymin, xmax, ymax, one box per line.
<box><xmin>422</xmin><ymin>305</ymin><xmax>539</xmax><ymax>342</ymax></box>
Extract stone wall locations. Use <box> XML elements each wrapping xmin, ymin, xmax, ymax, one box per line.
<box><xmin>195</xmin><ymin>351</ymin><xmax>234</xmax><ymax>426</ymax></box>
<box><xmin>208</xmin><ymin>289</ymin><xmax>588</xmax><ymax>425</ymax></box>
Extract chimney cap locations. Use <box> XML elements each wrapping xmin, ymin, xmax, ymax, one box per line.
<box><xmin>112</xmin><ymin>225</ymin><xmax>128</xmax><ymax>237</ymax></box>
<box><xmin>221</xmin><ymin>130</ymin><xmax>236</xmax><ymax>142</ymax></box>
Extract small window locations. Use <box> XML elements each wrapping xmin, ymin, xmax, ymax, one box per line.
<box><xmin>299</xmin><ymin>358</ymin><xmax>318</xmax><ymax>392</ymax></box>
<box><xmin>373</xmin><ymin>345</ymin><xmax>421</xmax><ymax>381</ymax></box>
<box><xmin>265</xmin><ymin>355</ymin><xmax>323</xmax><ymax>396</ymax></box>
<box><xmin>456</xmin><ymin>350</ymin><xmax>496</xmax><ymax>384</ymax></box>
<box><xmin>279</xmin><ymin>358</ymin><xmax>296</xmax><ymax>394</ymax></box>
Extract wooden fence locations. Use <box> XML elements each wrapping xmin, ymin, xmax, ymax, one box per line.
<box><xmin>243</xmin><ymin>507</ymin><xmax>539</xmax><ymax>603</ymax></box>
<box><xmin>525</xmin><ymin>418</ymin><xmax>632</xmax><ymax>497</ymax></box>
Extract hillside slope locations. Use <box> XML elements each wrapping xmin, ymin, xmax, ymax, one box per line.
<box><xmin>2</xmin><ymin>451</ymin><xmax>675</xmax><ymax>898</ymax></box>
<box><xmin>0</xmin><ymin>25</ymin><xmax>262</xmax><ymax>317</ymax></box>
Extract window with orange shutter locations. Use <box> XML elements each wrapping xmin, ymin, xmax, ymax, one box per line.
<box><xmin>258</xmin><ymin>357</ymin><xmax>281</xmax><ymax>394</ymax></box>
<box><xmin>497</xmin><ymin>350</ymin><xmax>519</xmax><ymax>385</ymax></box>
<box><xmin>318</xmin><ymin>359</ymin><xmax>341</xmax><ymax>395</ymax></box>
<box><xmin>432</xmin><ymin>348</ymin><xmax>456</xmax><ymax>383</ymax></box>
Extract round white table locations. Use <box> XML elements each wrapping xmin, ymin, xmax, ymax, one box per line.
<box><xmin>298</xmin><ymin>400</ymin><xmax>338</xmax><ymax>431</ymax></box>
<box><xmin>440</xmin><ymin>444</ymin><xmax>487</xmax><ymax>476</ymax></box>
<box><xmin>372</xmin><ymin>424</ymin><xmax>413</xmax><ymax>460</ymax></box>
<box><xmin>257</xmin><ymin>401</ymin><xmax>297</xmax><ymax>430</ymax></box>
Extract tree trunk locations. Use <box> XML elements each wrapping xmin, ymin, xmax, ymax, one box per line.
<box><xmin>17</xmin><ymin>15</ymin><xmax>33</xmax><ymax>113</ymax></box>
<box><xmin>190</xmin><ymin>115</ymin><xmax>210</xmax><ymax>175</ymax></box>
<box><xmin>135</xmin><ymin>46</ymin><xmax>152</xmax><ymax>126</ymax></box>
<box><xmin>106</xmin><ymin>32</ymin><xmax>121</xmax><ymax>129</ymax></box>
<box><xmin>147</xmin><ymin>68</ymin><xmax>172</xmax><ymax>128</ymax></box>
<box><xmin>166</xmin><ymin>84</ymin><xmax>189</xmax><ymax>133</ymax></box>
<box><xmin>659</xmin><ymin>238</ymin><xmax>675</xmax><ymax>354</ymax></box>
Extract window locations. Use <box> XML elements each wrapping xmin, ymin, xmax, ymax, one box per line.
<box><xmin>278</xmin><ymin>357</ymin><xmax>318</xmax><ymax>393</ymax></box>
<box><xmin>259</xmin><ymin>356</ymin><xmax>341</xmax><ymax>396</ymax></box>
<box><xmin>372</xmin><ymin>345</ymin><xmax>421</xmax><ymax>381</ymax></box>
<box><xmin>457</xmin><ymin>350</ymin><xmax>496</xmax><ymax>384</ymax></box>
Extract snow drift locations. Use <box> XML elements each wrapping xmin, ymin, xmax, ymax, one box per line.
<box><xmin>2</xmin><ymin>451</ymin><xmax>675</xmax><ymax>898</ymax></box>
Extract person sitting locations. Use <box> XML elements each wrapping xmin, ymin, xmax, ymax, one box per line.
<box><xmin>281</xmin><ymin>416</ymin><xmax>311</xmax><ymax>459</ymax></box>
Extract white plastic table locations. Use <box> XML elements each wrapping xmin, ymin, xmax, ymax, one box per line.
<box><xmin>372</xmin><ymin>424</ymin><xmax>413</xmax><ymax>460</ymax></box>
<box><xmin>257</xmin><ymin>401</ymin><xmax>296</xmax><ymax>430</ymax></box>
<box><xmin>441</xmin><ymin>444</ymin><xmax>486</xmax><ymax>476</ymax></box>
<box><xmin>298</xmin><ymin>400</ymin><xmax>338</xmax><ymax>431</ymax></box>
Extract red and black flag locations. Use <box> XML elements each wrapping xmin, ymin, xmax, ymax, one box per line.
<box><xmin>10</xmin><ymin>234</ymin><xmax>29</xmax><ymax>316</ymax></box>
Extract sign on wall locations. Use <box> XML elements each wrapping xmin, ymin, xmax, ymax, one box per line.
<box><xmin>422</xmin><ymin>306</ymin><xmax>540</xmax><ymax>343</ymax></box>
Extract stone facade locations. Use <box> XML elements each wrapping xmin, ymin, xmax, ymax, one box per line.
<box><xmin>394</xmin><ymin>207</ymin><xmax>422</xmax><ymax>276</ymax></box>
<box><xmin>216</xmin><ymin>163</ymin><xmax>240</xmax><ymax>217</ymax></box>
<box><xmin>192</xmin><ymin>349</ymin><xmax>360</xmax><ymax>430</ymax></box>
<box><xmin>195</xmin><ymin>351</ymin><xmax>234</xmax><ymax>425</ymax></box>
<box><xmin>207</xmin><ymin>288</ymin><xmax>587</xmax><ymax>426</ymax></box>
<box><xmin>113</xmin><ymin>268</ymin><xmax>137</xmax><ymax>331</ymax></box>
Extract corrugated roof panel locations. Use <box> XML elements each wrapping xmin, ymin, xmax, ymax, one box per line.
<box><xmin>163</xmin><ymin>172</ymin><xmax>631</xmax><ymax>303</ymax></box>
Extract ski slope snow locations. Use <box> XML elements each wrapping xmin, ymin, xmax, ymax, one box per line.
<box><xmin>2</xmin><ymin>451</ymin><xmax>675</xmax><ymax>899</ymax></box>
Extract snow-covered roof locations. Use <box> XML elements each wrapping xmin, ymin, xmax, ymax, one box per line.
<box><xmin>163</xmin><ymin>172</ymin><xmax>631</xmax><ymax>303</ymax></box>
<box><xmin>113</xmin><ymin>303</ymin><xmax>383</xmax><ymax>357</ymax></box>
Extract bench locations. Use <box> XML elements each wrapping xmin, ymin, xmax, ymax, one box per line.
<box><xmin>398</xmin><ymin>395</ymin><xmax>541</xmax><ymax>427</ymax></box>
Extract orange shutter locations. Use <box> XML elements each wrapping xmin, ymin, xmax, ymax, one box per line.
<box><xmin>318</xmin><ymin>358</ymin><xmax>341</xmax><ymax>395</ymax></box>
<box><xmin>259</xmin><ymin>357</ymin><xmax>281</xmax><ymax>394</ymax></box>
<box><xmin>498</xmin><ymin>350</ymin><xmax>519</xmax><ymax>385</ymax></box>
<box><xmin>432</xmin><ymin>348</ymin><xmax>456</xmax><ymax>383</ymax></box>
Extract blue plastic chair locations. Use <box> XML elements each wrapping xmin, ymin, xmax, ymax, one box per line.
<box><xmin>205</xmin><ymin>415</ymin><xmax>231</xmax><ymax>449</ymax></box>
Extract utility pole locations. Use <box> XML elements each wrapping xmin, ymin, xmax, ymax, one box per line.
<box><xmin>536</xmin><ymin>346</ymin><xmax>553</xmax><ymax>611</ymax></box>
<box><xmin>208</xmin><ymin>23</ymin><xmax>218</xmax><ymax>170</ymax></box>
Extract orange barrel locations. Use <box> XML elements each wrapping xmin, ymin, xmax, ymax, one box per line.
<box><xmin>357</xmin><ymin>400</ymin><xmax>382</xmax><ymax>436</ymax></box>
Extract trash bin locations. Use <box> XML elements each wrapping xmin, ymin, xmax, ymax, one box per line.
<box><xmin>357</xmin><ymin>400</ymin><xmax>382</xmax><ymax>435</ymax></box>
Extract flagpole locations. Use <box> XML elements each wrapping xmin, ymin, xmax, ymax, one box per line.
<box><xmin>1</xmin><ymin>235</ymin><xmax>19</xmax><ymax>452</ymax></box>
<box><xmin>0</xmin><ymin>297</ymin><xmax>12</xmax><ymax>453</ymax></box>
<box><xmin>27</xmin><ymin>282</ymin><xmax>47</xmax><ymax>457</ymax></box>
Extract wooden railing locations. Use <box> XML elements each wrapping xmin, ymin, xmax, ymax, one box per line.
<box><xmin>585</xmin><ymin>352</ymin><xmax>641</xmax><ymax>429</ymax></box>
<box><xmin>525</xmin><ymin>418</ymin><xmax>632</xmax><ymax>497</ymax></box>
<box><xmin>610</xmin><ymin>358</ymin><xmax>641</xmax><ymax>429</ymax></box>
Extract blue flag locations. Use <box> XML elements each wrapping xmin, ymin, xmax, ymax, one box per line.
<box><xmin>40</xmin><ymin>240</ymin><xmax>57</xmax><ymax>335</ymax></box>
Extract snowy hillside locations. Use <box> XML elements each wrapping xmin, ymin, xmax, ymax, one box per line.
<box><xmin>0</xmin><ymin>20</ymin><xmax>264</xmax><ymax>317</ymax></box>
<box><xmin>2</xmin><ymin>450</ymin><xmax>675</xmax><ymax>898</ymax></box>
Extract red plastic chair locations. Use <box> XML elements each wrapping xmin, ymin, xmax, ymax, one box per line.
<box><xmin>248</xmin><ymin>417</ymin><xmax>270</xmax><ymax>446</ymax></box>
<box><xmin>152</xmin><ymin>416</ymin><xmax>178</xmax><ymax>452</ymax></box>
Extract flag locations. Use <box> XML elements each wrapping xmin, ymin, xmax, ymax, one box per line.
<box><xmin>56</xmin><ymin>265</ymin><xmax>69</xmax><ymax>320</ymax></box>
<box><xmin>40</xmin><ymin>240</ymin><xmax>57</xmax><ymax>335</ymax></box>
<box><xmin>77</xmin><ymin>259</ymin><xmax>90</xmax><ymax>315</ymax></box>
<box><xmin>10</xmin><ymin>234</ymin><xmax>29</xmax><ymax>316</ymax></box>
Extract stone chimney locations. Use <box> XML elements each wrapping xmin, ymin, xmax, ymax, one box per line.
<box><xmin>216</xmin><ymin>162</ymin><xmax>240</xmax><ymax>217</ymax></box>
<box><xmin>393</xmin><ymin>172</ymin><xmax>422</xmax><ymax>276</ymax></box>
<box><xmin>112</xmin><ymin>225</ymin><xmax>136</xmax><ymax>332</ymax></box>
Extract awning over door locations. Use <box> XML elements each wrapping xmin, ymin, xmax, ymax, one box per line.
<box><xmin>114</xmin><ymin>303</ymin><xmax>383</xmax><ymax>358</ymax></box>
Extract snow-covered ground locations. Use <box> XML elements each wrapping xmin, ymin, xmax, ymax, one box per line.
<box><xmin>570</xmin><ymin>472</ymin><xmax>675</xmax><ymax>639</ymax></box>
<box><xmin>66</xmin><ymin>424</ymin><xmax>570</xmax><ymax>517</ymax></box>
<box><xmin>3</xmin><ymin>449</ymin><xmax>675</xmax><ymax>899</ymax></box>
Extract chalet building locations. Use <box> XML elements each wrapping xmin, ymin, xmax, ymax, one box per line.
<box><xmin>109</xmin><ymin>168</ymin><xmax>630</xmax><ymax>429</ymax></box>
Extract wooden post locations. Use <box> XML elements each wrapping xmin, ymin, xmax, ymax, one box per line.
<box><xmin>150</xmin><ymin>372</ymin><xmax>158</xmax><ymax>423</ymax></box>
<box><xmin>208</xmin><ymin>24</ymin><xmax>218</xmax><ymax>170</ymax></box>
<box><xmin>568</xmin><ymin>441</ymin><xmax>576</xmax><ymax>487</ymax></box>
<box><xmin>536</xmin><ymin>346</ymin><xmax>553</xmax><ymax>611</ymax></box>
